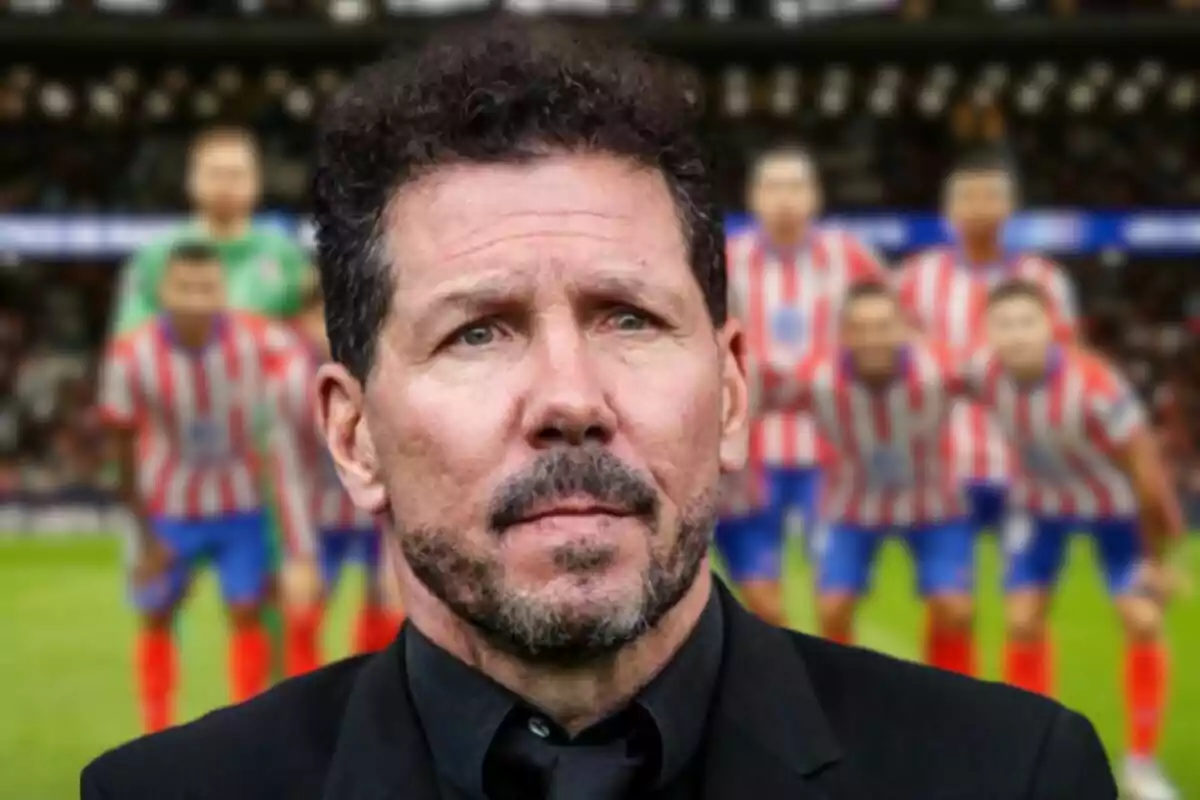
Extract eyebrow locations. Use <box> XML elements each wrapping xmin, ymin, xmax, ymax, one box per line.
<box><xmin>409</xmin><ymin>266</ymin><xmax>690</xmax><ymax>329</ymax></box>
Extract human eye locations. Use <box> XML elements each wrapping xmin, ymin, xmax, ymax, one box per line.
<box><xmin>445</xmin><ymin>319</ymin><xmax>506</xmax><ymax>350</ymax></box>
<box><xmin>604</xmin><ymin>306</ymin><xmax>661</xmax><ymax>333</ymax></box>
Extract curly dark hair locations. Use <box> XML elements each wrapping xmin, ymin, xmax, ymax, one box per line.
<box><xmin>312</xmin><ymin>17</ymin><xmax>726</xmax><ymax>381</ymax></box>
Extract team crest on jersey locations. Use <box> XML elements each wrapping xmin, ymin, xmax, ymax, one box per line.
<box><xmin>770</xmin><ymin>308</ymin><xmax>807</xmax><ymax>347</ymax></box>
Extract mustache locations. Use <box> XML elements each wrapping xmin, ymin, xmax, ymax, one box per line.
<box><xmin>488</xmin><ymin>447</ymin><xmax>659</xmax><ymax>533</ymax></box>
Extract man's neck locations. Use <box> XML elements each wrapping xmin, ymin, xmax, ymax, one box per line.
<box><xmin>761</xmin><ymin>223</ymin><xmax>810</xmax><ymax>253</ymax></box>
<box><xmin>400</xmin><ymin>557</ymin><xmax>714</xmax><ymax>735</ymax></box>
<box><xmin>198</xmin><ymin>214</ymin><xmax>250</xmax><ymax>241</ymax></box>
<box><xmin>959</xmin><ymin>236</ymin><xmax>1004</xmax><ymax>267</ymax></box>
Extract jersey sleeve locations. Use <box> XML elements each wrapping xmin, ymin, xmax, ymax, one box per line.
<box><xmin>1088</xmin><ymin>367</ymin><xmax>1146</xmax><ymax>449</ymax></box>
<box><xmin>844</xmin><ymin>233</ymin><xmax>889</xmax><ymax>282</ymax></box>
<box><xmin>266</xmin><ymin>357</ymin><xmax>318</xmax><ymax>557</ymax></box>
<box><xmin>891</xmin><ymin>257</ymin><xmax>926</xmax><ymax>332</ymax></box>
<box><xmin>1041</xmin><ymin>259</ymin><xmax>1080</xmax><ymax>342</ymax></box>
<box><xmin>97</xmin><ymin>341</ymin><xmax>140</xmax><ymax>428</ymax></box>
<box><xmin>109</xmin><ymin>243</ymin><xmax>168</xmax><ymax>336</ymax></box>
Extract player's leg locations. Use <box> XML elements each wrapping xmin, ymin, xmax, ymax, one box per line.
<box><xmin>1094</xmin><ymin>519</ymin><xmax>1176</xmax><ymax>799</ymax></box>
<box><xmin>283</xmin><ymin>532</ymin><xmax>344</xmax><ymax>677</ymax></box>
<box><xmin>214</xmin><ymin>512</ymin><xmax>274</xmax><ymax>703</ymax></box>
<box><xmin>905</xmin><ymin>519</ymin><xmax>977</xmax><ymax>676</ymax></box>
<box><xmin>351</xmin><ymin>528</ymin><xmax>395</xmax><ymax>654</ymax></box>
<box><xmin>713</xmin><ymin>507</ymin><xmax>785</xmax><ymax>625</ymax></box>
<box><xmin>129</xmin><ymin>517</ymin><xmax>195</xmax><ymax>733</ymax></box>
<box><xmin>1001</xmin><ymin>514</ymin><xmax>1069</xmax><ymax>696</ymax></box>
<box><xmin>813</xmin><ymin>520</ymin><xmax>881</xmax><ymax>645</ymax></box>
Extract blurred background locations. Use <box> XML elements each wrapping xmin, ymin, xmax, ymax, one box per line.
<box><xmin>0</xmin><ymin>1</ymin><xmax>1198</xmax><ymax>797</ymax></box>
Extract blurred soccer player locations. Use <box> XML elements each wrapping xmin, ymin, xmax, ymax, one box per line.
<box><xmin>757</xmin><ymin>283</ymin><xmax>977</xmax><ymax>675</ymax></box>
<box><xmin>98</xmin><ymin>241</ymin><xmax>297</xmax><ymax>733</ymax></box>
<box><xmin>722</xmin><ymin>144</ymin><xmax>885</xmax><ymax>624</ymax></box>
<box><xmin>895</xmin><ymin>148</ymin><xmax>1078</xmax><ymax>540</ymax></box>
<box><xmin>969</xmin><ymin>281</ymin><xmax>1182</xmax><ymax>800</ymax></box>
<box><xmin>268</xmin><ymin>281</ymin><xmax>404</xmax><ymax>677</ymax></box>
<box><xmin>111</xmin><ymin>126</ymin><xmax>311</xmax><ymax>332</ymax></box>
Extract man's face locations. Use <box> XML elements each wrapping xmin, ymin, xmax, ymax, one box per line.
<box><xmin>322</xmin><ymin>154</ymin><xmax>749</xmax><ymax>664</ymax></box>
<box><xmin>986</xmin><ymin>295</ymin><xmax>1053</xmax><ymax>375</ymax></box>
<box><xmin>842</xmin><ymin>294</ymin><xmax>905</xmax><ymax>378</ymax></box>
<box><xmin>944</xmin><ymin>169</ymin><xmax>1015</xmax><ymax>243</ymax></box>
<box><xmin>748</xmin><ymin>154</ymin><xmax>820</xmax><ymax>245</ymax></box>
<box><xmin>159</xmin><ymin>258</ymin><xmax>226</xmax><ymax>322</ymax></box>
<box><xmin>187</xmin><ymin>139</ymin><xmax>261</xmax><ymax>222</ymax></box>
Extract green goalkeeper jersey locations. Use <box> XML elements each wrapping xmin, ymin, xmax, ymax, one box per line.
<box><xmin>110</xmin><ymin>223</ymin><xmax>310</xmax><ymax>334</ymax></box>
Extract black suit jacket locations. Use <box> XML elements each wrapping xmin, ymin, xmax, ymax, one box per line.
<box><xmin>82</xmin><ymin>583</ymin><xmax>1116</xmax><ymax>799</ymax></box>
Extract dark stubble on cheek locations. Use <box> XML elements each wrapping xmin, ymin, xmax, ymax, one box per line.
<box><xmin>398</xmin><ymin>446</ymin><xmax>717</xmax><ymax>667</ymax></box>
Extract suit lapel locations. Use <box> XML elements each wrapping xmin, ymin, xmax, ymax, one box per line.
<box><xmin>322</xmin><ymin>630</ymin><xmax>441</xmax><ymax>800</ymax></box>
<box><xmin>702</xmin><ymin>583</ymin><xmax>843</xmax><ymax>800</ymax></box>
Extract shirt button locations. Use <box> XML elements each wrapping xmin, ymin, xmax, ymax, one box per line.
<box><xmin>527</xmin><ymin>716</ymin><xmax>551</xmax><ymax>739</ymax></box>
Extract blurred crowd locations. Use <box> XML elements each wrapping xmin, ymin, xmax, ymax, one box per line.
<box><xmin>2</xmin><ymin>60</ymin><xmax>1200</xmax><ymax>212</ymax></box>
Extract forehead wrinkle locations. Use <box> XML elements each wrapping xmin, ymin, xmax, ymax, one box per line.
<box><xmin>440</xmin><ymin>229</ymin><xmax>631</xmax><ymax>264</ymax></box>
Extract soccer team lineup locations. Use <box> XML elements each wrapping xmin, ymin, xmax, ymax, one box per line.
<box><xmin>14</xmin><ymin>127</ymin><xmax>1193</xmax><ymax>799</ymax></box>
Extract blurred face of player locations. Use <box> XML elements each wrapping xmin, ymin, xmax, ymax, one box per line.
<box><xmin>944</xmin><ymin>169</ymin><xmax>1015</xmax><ymax>246</ymax></box>
<box><xmin>748</xmin><ymin>152</ymin><xmax>821</xmax><ymax>247</ymax></box>
<box><xmin>335</xmin><ymin>153</ymin><xmax>749</xmax><ymax>665</ymax></box>
<box><xmin>160</xmin><ymin>257</ymin><xmax>226</xmax><ymax>336</ymax></box>
<box><xmin>187</xmin><ymin>137</ymin><xmax>262</xmax><ymax>225</ymax></box>
<box><xmin>986</xmin><ymin>295</ymin><xmax>1054</xmax><ymax>378</ymax></box>
<box><xmin>842</xmin><ymin>293</ymin><xmax>906</xmax><ymax>381</ymax></box>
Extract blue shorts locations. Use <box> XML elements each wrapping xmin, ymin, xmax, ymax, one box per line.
<box><xmin>965</xmin><ymin>482</ymin><xmax>1009</xmax><ymax>534</ymax></box>
<box><xmin>714</xmin><ymin>509</ymin><xmax>781</xmax><ymax>583</ymax></box>
<box><xmin>768</xmin><ymin>466</ymin><xmax>823</xmax><ymax>544</ymax></box>
<box><xmin>815</xmin><ymin>519</ymin><xmax>976</xmax><ymax>597</ymax></box>
<box><xmin>320</xmin><ymin>526</ymin><xmax>382</xmax><ymax>590</ymax></box>
<box><xmin>1004</xmin><ymin>515</ymin><xmax>1140</xmax><ymax>596</ymax></box>
<box><xmin>131</xmin><ymin>512</ymin><xmax>270</xmax><ymax>613</ymax></box>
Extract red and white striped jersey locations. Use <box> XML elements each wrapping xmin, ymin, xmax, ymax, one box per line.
<box><xmin>266</xmin><ymin>343</ymin><xmax>375</xmax><ymax>556</ymax></box>
<box><xmin>962</xmin><ymin>348</ymin><xmax>1145</xmax><ymax>518</ymax></box>
<box><xmin>764</xmin><ymin>343</ymin><xmax>963</xmax><ymax>527</ymax></box>
<box><xmin>729</xmin><ymin>227</ymin><xmax>887</xmax><ymax>469</ymax></box>
<box><xmin>894</xmin><ymin>247</ymin><xmax>1079</xmax><ymax>484</ymax></box>
<box><xmin>98</xmin><ymin>313</ymin><xmax>297</xmax><ymax>520</ymax></box>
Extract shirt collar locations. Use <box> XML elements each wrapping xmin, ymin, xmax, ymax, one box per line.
<box><xmin>406</xmin><ymin>585</ymin><xmax>724</xmax><ymax>795</ymax></box>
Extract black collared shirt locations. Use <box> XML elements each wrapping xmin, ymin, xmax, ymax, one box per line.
<box><xmin>406</xmin><ymin>589</ymin><xmax>724</xmax><ymax>799</ymax></box>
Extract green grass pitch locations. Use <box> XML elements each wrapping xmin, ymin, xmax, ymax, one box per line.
<box><xmin>1</xmin><ymin>534</ymin><xmax>1197</xmax><ymax>798</ymax></box>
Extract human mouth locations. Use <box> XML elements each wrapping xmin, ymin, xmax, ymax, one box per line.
<box><xmin>512</xmin><ymin>498</ymin><xmax>633</xmax><ymax>525</ymax></box>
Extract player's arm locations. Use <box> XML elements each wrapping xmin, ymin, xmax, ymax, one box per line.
<box><xmin>1042</xmin><ymin>259</ymin><xmax>1082</xmax><ymax>345</ymax></box>
<box><xmin>96</xmin><ymin>342</ymin><xmax>168</xmax><ymax>582</ymax></box>
<box><xmin>844</xmin><ymin>233</ymin><xmax>889</xmax><ymax>282</ymax></box>
<box><xmin>1096</xmin><ymin>371</ymin><xmax>1184</xmax><ymax>557</ymax></box>
<box><xmin>266</xmin><ymin>360</ymin><xmax>319</xmax><ymax>561</ymax></box>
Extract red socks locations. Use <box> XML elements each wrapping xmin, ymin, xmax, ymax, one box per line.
<box><xmin>285</xmin><ymin>608</ymin><xmax>323</xmax><ymax>678</ymax></box>
<box><xmin>229</xmin><ymin>623</ymin><xmax>271</xmax><ymax>703</ymax></box>
<box><xmin>927</xmin><ymin>627</ymin><xmax>976</xmax><ymax>677</ymax></box>
<box><xmin>353</xmin><ymin>605</ymin><xmax>397</xmax><ymax>655</ymax></box>
<box><xmin>136</xmin><ymin>629</ymin><xmax>176</xmax><ymax>733</ymax></box>
<box><xmin>1005</xmin><ymin>637</ymin><xmax>1053</xmax><ymax>696</ymax></box>
<box><xmin>1126</xmin><ymin>642</ymin><xmax>1168</xmax><ymax>757</ymax></box>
